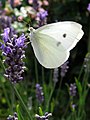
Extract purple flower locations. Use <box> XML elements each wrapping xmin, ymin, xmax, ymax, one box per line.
<box><xmin>2</xmin><ymin>28</ymin><xmax>10</xmax><ymax>43</ymax></box>
<box><xmin>69</xmin><ymin>83</ymin><xmax>76</xmax><ymax>97</ymax></box>
<box><xmin>37</xmin><ymin>11</ymin><xmax>48</xmax><ymax>21</ymax></box>
<box><xmin>60</xmin><ymin>61</ymin><xmax>69</xmax><ymax>78</ymax></box>
<box><xmin>15</xmin><ymin>33</ymin><xmax>26</xmax><ymax>47</ymax></box>
<box><xmin>3</xmin><ymin>46</ymin><xmax>12</xmax><ymax>55</ymax></box>
<box><xmin>0</xmin><ymin>27</ymin><xmax>27</xmax><ymax>83</ymax></box>
<box><xmin>71</xmin><ymin>104</ymin><xmax>76</xmax><ymax>109</ymax></box>
<box><xmin>87</xmin><ymin>3</ymin><xmax>90</xmax><ymax>12</ymax></box>
<box><xmin>36</xmin><ymin>83</ymin><xmax>44</xmax><ymax>103</ymax></box>
<box><xmin>33</xmin><ymin>0</ymin><xmax>39</xmax><ymax>10</ymax></box>
<box><xmin>36</xmin><ymin>10</ymin><xmax>48</xmax><ymax>27</ymax></box>
<box><xmin>35</xmin><ymin>112</ymin><xmax>52</xmax><ymax>120</ymax></box>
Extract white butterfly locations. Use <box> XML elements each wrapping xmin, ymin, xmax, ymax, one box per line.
<box><xmin>30</xmin><ymin>21</ymin><xmax>84</xmax><ymax>69</ymax></box>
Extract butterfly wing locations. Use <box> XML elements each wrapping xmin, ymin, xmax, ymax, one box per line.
<box><xmin>35</xmin><ymin>21</ymin><xmax>84</xmax><ymax>51</ymax></box>
<box><xmin>31</xmin><ymin>32</ymin><xmax>69</xmax><ymax>68</ymax></box>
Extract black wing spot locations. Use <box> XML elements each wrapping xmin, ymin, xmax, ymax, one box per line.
<box><xmin>57</xmin><ymin>42</ymin><xmax>61</xmax><ymax>47</ymax></box>
<box><xmin>63</xmin><ymin>33</ymin><xmax>67</xmax><ymax>38</ymax></box>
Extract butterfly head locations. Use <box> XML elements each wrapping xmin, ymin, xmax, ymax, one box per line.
<box><xmin>29</xmin><ymin>27</ymin><xmax>35</xmax><ymax>33</ymax></box>
<box><xmin>29</xmin><ymin>27</ymin><xmax>36</xmax><ymax>42</ymax></box>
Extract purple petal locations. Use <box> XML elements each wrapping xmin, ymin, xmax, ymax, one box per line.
<box><xmin>4</xmin><ymin>46</ymin><xmax>12</xmax><ymax>54</ymax></box>
<box><xmin>37</xmin><ymin>10</ymin><xmax>48</xmax><ymax>20</ymax></box>
<box><xmin>3</xmin><ymin>28</ymin><xmax>10</xmax><ymax>43</ymax></box>
<box><xmin>15</xmin><ymin>34</ymin><xmax>26</xmax><ymax>47</ymax></box>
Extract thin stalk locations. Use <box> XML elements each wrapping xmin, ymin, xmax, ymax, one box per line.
<box><xmin>77</xmin><ymin>64</ymin><xmax>84</xmax><ymax>81</ymax></box>
<box><xmin>13</xmin><ymin>85</ymin><xmax>33</xmax><ymax>120</ymax></box>
<box><xmin>11</xmin><ymin>85</ymin><xmax>15</xmax><ymax>112</ymax></box>
<box><xmin>78</xmin><ymin>71</ymin><xmax>89</xmax><ymax>118</ymax></box>
<box><xmin>46</xmin><ymin>83</ymin><xmax>56</xmax><ymax>111</ymax></box>
<box><xmin>56</xmin><ymin>77</ymin><xmax>63</xmax><ymax>100</ymax></box>
<box><xmin>42</xmin><ymin>66</ymin><xmax>44</xmax><ymax>82</ymax></box>
<box><xmin>34</xmin><ymin>58</ymin><xmax>38</xmax><ymax>83</ymax></box>
<box><xmin>62</xmin><ymin>101</ymin><xmax>70</xmax><ymax>118</ymax></box>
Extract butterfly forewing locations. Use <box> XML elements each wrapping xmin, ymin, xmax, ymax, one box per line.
<box><xmin>36</xmin><ymin>21</ymin><xmax>84</xmax><ymax>51</ymax></box>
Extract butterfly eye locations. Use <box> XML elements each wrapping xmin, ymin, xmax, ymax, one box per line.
<box><xmin>63</xmin><ymin>33</ymin><xmax>67</xmax><ymax>38</ymax></box>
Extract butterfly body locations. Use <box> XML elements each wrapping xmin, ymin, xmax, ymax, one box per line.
<box><xmin>30</xmin><ymin>21</ymin><xmax>84</xmax><ymax>69</ymax></box>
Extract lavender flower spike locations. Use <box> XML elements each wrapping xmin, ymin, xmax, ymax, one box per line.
<box><xmin>69</xmin><ymin>83</ymin><xmax>76</xmax><ymax>97</ymax></box>
<box><xmin>60</xmin><ymin>61</ymin><xmax>69</xmax><ymax>78</ymax></box>
<box><xmin>0</xmin><ymin>27</ymin><xmax>27</xmax><ymax>83</ymax></box>
<box><xmin>36</xmin><ymin>83</ymin><xmax>44</xmax><ymax>103</ymax></box>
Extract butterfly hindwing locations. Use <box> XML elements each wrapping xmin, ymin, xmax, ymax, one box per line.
<box><xmin>31</xmin><ymin>32</ymin><xmax>69</xmax><ymax>68</ymax></box>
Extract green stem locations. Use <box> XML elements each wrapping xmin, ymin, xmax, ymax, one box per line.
<box><xmin>34</xmin><ymin>58</ymin><xmax>38</xmax><ymax>83</ymax></box>
<box><xmin>77</xmin><ymin>65</ymin><xmax>84</xmax><ymax>81</ymax></box>
<box><xmin>62</xmin><ymin>101</ymin><xmax>70</xmax><ymax>118</ymax></box>
<box><xmin>56</xmin><ymin>77</ymin><xmax>63</xmax><ymax>100</ymax></box>
<box><xmin>42</xmin><ymin>67</ymin><xmax>44</xmax><ymax>82</ymax></box>
<box><xmin>13</xmin><ymin>85</ymin><xmax>33</xmax><ymax>120</ymax></box>
<box><xmin>46</xmin><ymin>83</ymin><xmax>56</xmax><ymax>111</ymax></box>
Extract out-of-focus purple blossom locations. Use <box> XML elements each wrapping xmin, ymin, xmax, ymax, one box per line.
<box><xmin>71</xmin><ymin>104</ymin><xmax>76</xmax><ymax>110</ymax></box>
<box><xmin>35</xmin><ymin>112</ymin><xmax>52</xmax><ymax>120</ymax></box>
<box><xmin>69</xmin><ymin>83</ymin><xmax>76</xmax><ymax>97</ymax></box>
<box><xmin>53</xmin><ymin>68</ymin><xmax>59</xmax><ymax>83</ymax></box>
<box><xmin>7</xmin><ymin>112</ymin><xmax>18</xmax><ymax>120</ymax></box>
<box><xmin>9</xmin><ymin>0</ymin><xmax>14</xmax><ymax>8</ymax></box>
<box><xmin>36</xmin><ymin>83</ymin><xmax>44</xmax><ymax>103</ymax></box>
<box><xmin>60</xmin><ymin>61</ymin><xmax>69</xmax><ymax>78</ymax></box>
<box><xmin>36</xmin><ymin>10</ymin><xmax>48</xmax><ymax>26</ymax></box>
<box><xmin>33</xmin><ymin>0</ymin><xmax>39</xmax><ymax>11</ymax></box>
<box><xmin>0</xmin><ymin>16</ymin><xmax>12</xmax><ymax>30</ymax></box>
<box><xmin>0</xmin><ymin>27</ymin><xmax>27</xmax><ymax>83</ymax></box>
<box><xmin>37</xmin><ymin>10</ymin><xmax>48</xmax><ymax>20</ymax></box>
<box><xmin>87</xmin><ymin>3</ymin><xmax>90</xmax><ymax>12</ymax></box>
<box><xmin>2</xmin><ymin>28</ymin><xmax>10</xmax><ymax>43</ymax></box>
